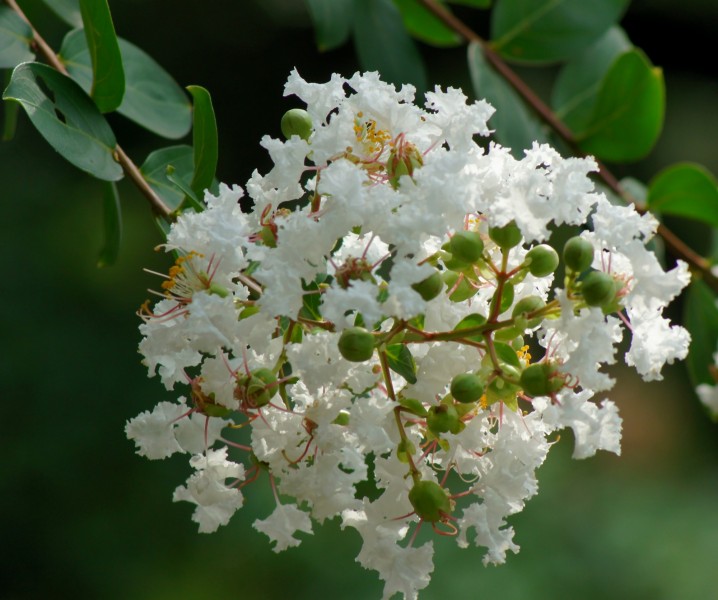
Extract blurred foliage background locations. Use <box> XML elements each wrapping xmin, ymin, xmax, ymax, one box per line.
<box><xmin>2</xmin><ymin>1</ymin><xmax>718</xmax><ymax>598</ymax></box>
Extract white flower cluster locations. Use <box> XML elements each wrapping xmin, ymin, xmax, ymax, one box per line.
<box><xmin>126</xmin><ymin>70</ymin><xmax>690</xmax><ymax>599</ymax></box>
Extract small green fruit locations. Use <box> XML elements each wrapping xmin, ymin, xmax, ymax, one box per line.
<box><xmin>280</xmin><ymin>108</ymin><xmax>313</xmax><ymax>140</ymax></box>
<box><xmin>408</xmin><ymin>480</ymin><xmax>451</xmax><ymax>522</ymax></box>
<box><xmin>489</xmin><ymin>221</ymin><xmax>522</xmax><ymax>250</ymax></box>
<box><xmin>450</xmin><ymin>373</ymin><xmax>484</xmax><ymax>404</ymax></box>
<box><xmin>520</xmin><ymin>363</ymin><xmax>562</xmax><ymax>397</ymax></box>
<box><xmin>581</xmin><ymin>271</ymin><xmax>616</xmax><ymax>307</ymax></box>
<box><xmin>411</xmin><ymin>271</ymin><xmax>444</xmax><ymax>301</ymax></box>
<box><xmin>338</xmin><ymin>327</ymin><xmax>375</xmax><ymax>362</ymax></box>
<box><xmin>449</xmin><ymin>231</ymin><xmax>484</xmax><ymax>264</ymax></box>
<box><xmin>563</xmin><ymin>236</ymin><xmax>594</xmax><ymax>273</ymax></box>
<box><xmin>525</xmin><ymin>244</ymin><xmax>559</xmax><ymax>277</ymax></box>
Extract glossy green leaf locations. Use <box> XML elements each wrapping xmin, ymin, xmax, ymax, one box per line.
<box><xmin>448</xmin><ymin>0</ymin><xmax>492</xmax><ymax>7</ymax></box>
<box><xmin>393</xmin><ymin>0</ymin><xmax>462</xmax><ymax>47</ymax></box>
<box><xmin>578</xmin><ymin>49</ymin><xmax>664</xmax><ymax>162</ymax></box>
<box><xmin>60</xmin><ymin>30</ymin><xmax>191</xmax><ymax>139</ymax></box>
<box><xmin>0</xmin><ymin>6</ymin><xmax>35</xmax><ymax>68</ymax></box>
<box><xmin>494</xmin><ymin>341</ymin><xmax>521</xmax><ymax>368</ymax></box>
<box><xmin>187</xmin><ymin>85</ymin><xmax>218</xmax><ymax>200</ymax></box>
<box><xmin>385</xmin><ymin>344</ymin><xmax>418</xmax><ymax>384</ymax></box>
<box><xmin>165</xmin><ymin>165</ymin><xmax>203</xmax><ymax>213</ymax></box>
<box><xmin>2</xmin><ymin>68</ymin><xmax>19</xmax><ymax>141</ymax></box>
<box><xmin>78</xmin><ymin>0</ymin><xmax>124</xmax><ymax>113</ymax></box>
<box><xmin>3</xmin><ymin>62</ymin><xmax>122</xmax><ymax>180</ymax></box>
<box><xmin>42</xmin><ymin>0</ymin><xmax>82</xmax><ymax>27</ymax></box>
<box><xmin>97</xmin><ymin>181</ymin><xmax>121</xmax><ymax>267</ymax></box>
<box><xmin>491</xmin><ymin>0</ymin><xmax>629</xmax><ymax>63</ymax></box>
<box><xmin>140</xmin><ymin>145</ymin><xmax>194</xmax><ymax>211</ymax></box>
<box><xmin>353</xmin><ymin>0</ymin><xmax>427</xmax><ymax>92</ymax></box>
<box><xmin>552</xmin><ymin>26</ymin><xmax>631</xmax><ymax>133</ymax></box>
<box><xmin>647</xmin><ymin>163</ymin><xmax>718</xmax><ymax>227</ymax></box>
<box><xmin>306</xmin><ymin>0</ymin><xmax>353</xmax><ymax>51</ymax></box>
<box><xmin>684</xmin><ymin>280</ymin><xmax>718</xmax><ymax>387</ymax></box>
<box><xmin>467</xmin><ymin>42</ymin><xmax>547</xmax><ymax>155</ymax></box>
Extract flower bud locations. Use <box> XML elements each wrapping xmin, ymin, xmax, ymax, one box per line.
<box><xmin>396</xmin><ymin>439</ymin><xmax>416</xmax><ymax>464</ymax></box>
<box><xmin>411</xmin><ymin>271</ymin><xmax>444</xmax><ymax>301</ymax></box>
<box><xmin>525</xmin><ymin>244</ymin><xmax>559</xmax><ymax>277</ymax></box>
<box><xmin>427</xmin><ymin>403</ymin><xmax>462</xmax><ymax>434</ymax></box>
<box><xmin>245</xmin><ymin>368</ymin><xmax>278</xmax><ymax>408</ymax></box>
<box><xmin>338</xmin><ymin>327</ymin><xmax>376</xmax><ymax>362</ymax></box>
<box><xmin>563</xmin><ymin>236</ymin><xmax>594</xmax><ymax>273</ymax></box>
<box><xmin>512</xmin><ymin>295</ymin><xmax>546</xmax><ymax>328</ymax></box>
<box><xmin>408</xmin><ymin>480</ymin><xmax>452</xmax><ymax>523</ymax></box>
<box><xmin>280</xmin><ymin>108</ymin><xmax>313</xmax><ymax>140</ymax></box>
<box><xmin>520</xmin><ymin>363</ymin><xmax>562</xmax><ymax>397</ymax></box>
<box><xmin>449</xmin><ymin>231</ymin><xmax>484</xmax><ymax>264</ymax></box>
<box><xmin>581</xmin><ymin>271</ymin><xmax>616</xmax><ymax>307</ymax></box>
<box><xmin>489</xmin><ymin>221</ymin><xmax>522</xmax><ymax>250</ymax></box>
<box><xmin>450</xmin><ymin>373</ymin><xmax>484</xmax><ymax>404</ymax></box>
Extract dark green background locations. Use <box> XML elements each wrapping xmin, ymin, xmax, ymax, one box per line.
<box><xmin>2</xmin><ymin>1</ymin><xmax>718</xmax><ymax>598</ymax></box>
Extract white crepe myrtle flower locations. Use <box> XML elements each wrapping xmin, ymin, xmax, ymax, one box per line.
<box><xmin>129</xmin><ymin>70</ymin><xmax>692</xmax><ymax>598</ymax></box>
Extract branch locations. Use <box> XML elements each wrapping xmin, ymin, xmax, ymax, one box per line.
<box><xmin>418</xmin><ymin>0</ymin><xmax>718</xmax><ymax>292</ymax></box>
<box><xmin>4</xmin><ymin>0</ymin><xmax>173</xmax><ymax>220</ymax></box>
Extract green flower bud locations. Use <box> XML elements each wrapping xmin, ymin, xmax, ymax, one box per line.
<box><xmin>512</xmin><ymin>295</ymin><xmax>546</xmax><ymax>328</ymax></box>
<box><xmin>525</xmin><ymin>244</ymin><xmax>559</xmax><ymax>277</ymax></box>
<box><xmin>520</xmin><ymin>363</ymin><xmax>562</xmax><ymax>397</ymax></box>
<box><xmin>442</xmin><ymin>271</ymin><xmax>478</xmax><ymax>302</ymax></box>
<box><xmin>581</xmin><ymin>271</ymin><xmax>616</xmax><ymax>307</ymax></box>
<box><xmin>449</xmin><ymin>231</ymin><xmax>484</xmax><ymax>264</ymax></box>
<box><xmin>396</xmin><ymin>439</ymin><xmax>416</xmax><ymax>464</ymax></box>
<box><xmin>563</xmin><ymin>236</ymin><xmax>594</xmax><ymax>273</ymax></box>
<box><xmin>338</xmin><ymin>327</ymin><xmax>376</xmax><ymax>362</ymax></box>
<box><xmin>280</xmin><ymin>108</ymin><xmax>313</xmax><ymax>140</ymax></box>
<box><xmin>427</xmin><ymin>403</ymin><xmax>462</xmax><ymax>434</ymax></box>
<box><xmin>489</xmin><ymin>221</ymin><xmax>522</xmax><ymax>250</ymax></box>
<box><xmin>408</xmin><ymin>480</ymin><xmax>452</xmax><ymax>523</ymax></box>
<box><xmin>411</xmin><ymin>271</ymin><xmax>444</xmax><ymax>301</ymax></box>
<box><xmin>450</xmin><ymin>373</ymin><xmax>484</xmax><ymax>404</ymax></box>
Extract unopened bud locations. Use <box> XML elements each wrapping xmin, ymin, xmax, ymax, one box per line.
<box><xmin>280</xmin><ymin>108</ymin><xmax>313</xmax><ymax>141</ymax></box>
<box><xmin>563</xmin><ymin>236</ymin><xmax>594</xmax><ymax>273</ymax></box>
<box><xmin>338</xmin><ymin>327</ymin><xmax>375</xmax><ymax>362</ymax></box>
<box><xmin>525</xmin><ymin>244</ymin><xmax>559</xmax><ymax>277</ymax></box>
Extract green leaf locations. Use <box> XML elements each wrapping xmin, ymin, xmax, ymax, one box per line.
<box><xmin>299</xmin><ymin>278</ymin><xmax>324</xmax><ymax>321</ymax></box>
<box><xmin>385</xmin><ymin>344</ymin><xmax>418</xmax><ymax>384</ymax></box>
<box><xmin>398</xmin><ymin>396</ymin><xmax>428</xmax><ymax>417</ymax></box>
<box><xmin>393</xmin><ymin>0</ymin><xmax>462</xmax><ymax>47</ymax></box>
<box><xmin>186</xmin><ymin>85</ymin><xmax>218</xmax><ymax>199</ymax></box>
<box><xmin>491</xmin><ymin>0</ymin><xmax>629</xmax><ymax>63</ymax></box>
<box><xmin>2</xmin><ymin>68</ymin><xmax>19</xmax><ymax>141</ymax></box>
<box><xmin>60</xmin><ymin>29</ymin><xmax>191</xmax><ymax>139</ymax></box>
<box><xmin>453</xmin><ymin>312</ymin><xmax>487</xmax><ymax>342</ymax></box>
<box><xmin>306</xmin><ymin>0</ymin><xmax>353</xmax><ymax>51</ymax></box>
<box><xmin>0</xmin><ymin>6</ymin><xmax>35</xmax><ymax>68</ymax></box>
<box><xmin>493</xmin><ymin>341</ymin><xmax>520</xmax><ymax>368</ymax></box>
<box><xmin>577</xmin><ymin>49</ymin><xmax>664</xmax><ymax>162</ymax></box>
<box><xmin>647</xmin><ymin>163</ymin><xmax>718</xmax><ymax>228</ymax></box>
<box><xmin>42</xmin><ymin>0</ymin><xmax>82</xmax><ymax>27</ymax></box>
<box><xmin>551</xmin><ymin>26</ymin><xmax>631</xmax><ymax>133</ymax></box>
<box><xmin>467</xmin><ymin>42</ymin><xmax>547</xmax><ymax>155</ymax></box>
<box><xmin>78</xmin><ymin>0</ymin><xmax>124</xmax><ymax>113</ymax></box>
<box><xmin>3</xmin><ymin>62</ymin><xmax>122</xmax><ymax>180</ymax></box>
<box><xmin>97</xmin><ymin>181</ymin><xmax>121</xmax><ymax>267</ymax></box>
<box><xmin>448</xmin><ymin>0</ymin><xmax>492</xmax><ymax>7</ymax></box>
<box><xmin>684</xmin><ymin>280</ymin><xmax>718</xmax><ymax>387</ymax></box>
<box><xmin>353</xmin><ymin>0</ymin><xmax>427</xmax><ymax>92</ymax></box>
<box><xmin>140</xmin><ymin>145</ymin><xmax>194</xmax><ymax>212</ymax></box>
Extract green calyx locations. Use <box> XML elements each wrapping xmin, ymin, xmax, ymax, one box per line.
<box><xmin>411</xmin><ymin>271</ymin><xmax>444</xmax><ymax>301</ymax></box>
<box><xmin>450</xmin><ymin>373</ymin><xmax>484</xmax><ymax>404</ymax></box>
<box><xmin>489</xmin><ymin>221</ymin><xmax>522</xmax><ymax>250</ymax></box>
<box><xmin>520</xmin><ymin>363</ymin><xmax>563</xmax><ymax>397</ymax></box>
<box><xmin>280</xmin><ymin>108</ymin><xmax>313</xmax><ymax>141</ymax></box>
<box><xmin>442</xmin><ymin>271</ymin><xmax>478</xmax><ymax>302</ymax></box>
<box><xmin>427</xmin><ymin>403</ymin><xmax>462</xmax><ymax>434</ymax></box>
<box><xmin>525</xmin><ymin>244</ymin><xmax>559</xmax><ymax>277</ymax></box>
<box><xmin>449</xmin><ymin>231</ymin><xmax>484</xmax><ymax>264</ymax></box>
<box><xmin>408</xmin><ymin>480</ymin><xmax>452</xmax><ymax>522</ymax></box>
<box><xmin>244</xmin><ymin>368</ymin><xmax>278</xmax><ymax>408</ymax></box>
<box><xmin>563</xmin><ymin>236</ymin><xmax>594</xmax><ymax>273</ymax></box>
<box><xmin>338</xmin><ymin>327</ymin><xmax>376</xmax><ymax>362</ymax></box>
<box><xmin>581</xmin><ymin>270</ymin><xmax>616</xmax><ymax>307</ymax></box>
